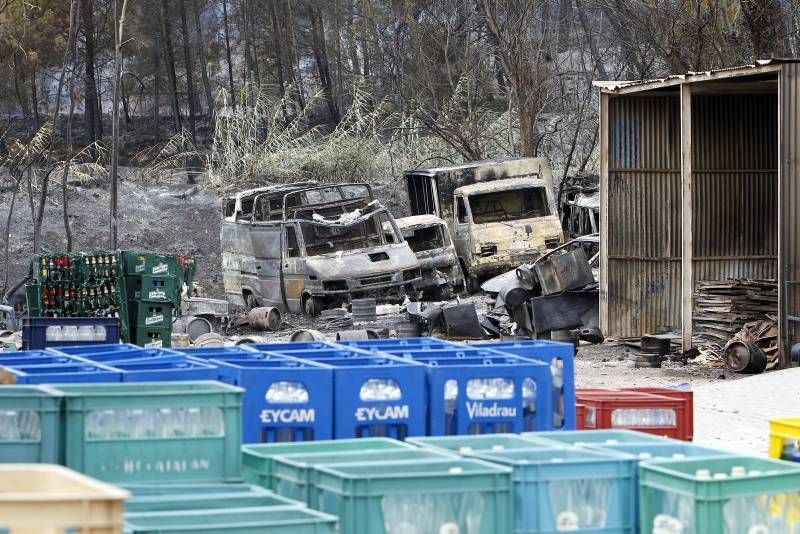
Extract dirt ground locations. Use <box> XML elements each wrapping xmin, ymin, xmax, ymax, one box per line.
<box><xmin>1</xmin><ymin>173</ymin><xmax>743</xmax><ymax>387</ymax></box>
<box><xmin>0</xmin><ymin>171</ymin><xmax>225</xmax><ymax>299</ymax></box>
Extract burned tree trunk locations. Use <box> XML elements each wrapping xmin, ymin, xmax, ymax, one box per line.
<box><xmin>160</xmin><ymin>0</ymin><xmax>182</xmax><ymax>133</ymax></box>
<box><xmin>80</xmin><ymin>0</ymin><xmax>102</xmax><ymax>149</ymax></box>
<box><xmin>309</xmin><ymin>4</ymin><xmax>340</xmax><ymax>122</ymax></box>
<box><xmin>268</xmin><ymin>0</ymin><xmax>290</xmax><ymax>120</ymax></box>
<box><xmin>191</xmin><ymin>0</ymin><xmax>215</xmax><ymax>117</ymax></box>
<box><xmin>221</xmin><ymin>0</ymin><xmax>236</xmax><ymax>108</ymax></box>
<box><xmin>178</xmin><ymin>0</ymin><xmax>197</xmax><ymax>144</ymax></box>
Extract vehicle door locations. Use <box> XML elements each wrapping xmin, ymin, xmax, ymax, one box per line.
<box><xmin>280</xmin><ymin>223</ymin><xmax>306</xmax><ymax>313</ymax></box>
<box><xmin>453</xmin><ymin>194</ymin><xmax>472</xmax><ymax>265</ymax></box>
<box><xmin>247</xmin><ymin>194</ymin><xmax>284</xmax><ymax>309</ymax></box>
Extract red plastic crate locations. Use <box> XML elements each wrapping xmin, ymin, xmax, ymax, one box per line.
<box><xmin>621</xmin><ymin>387</ymin><xmax>693</xmax><ymax>441</ymax></box>
<box><xmin>575</xmin><ymin>403</ymin><xmax>586</xmax><ymax>430</ymax></box>
<box><xmin>576</xmin><ymin>389</ymin><xmax>688</xmax><ymax>440</ymax></box>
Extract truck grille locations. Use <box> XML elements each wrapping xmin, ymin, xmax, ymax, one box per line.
<box><xmin>358</xmin><ymin>274</ymin><xmax>393</xmax><ymax>286</ymax></box>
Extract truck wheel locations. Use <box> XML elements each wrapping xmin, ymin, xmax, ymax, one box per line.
<box><xmin>465</xmin><ymin>275</ymin><xmax>481</xmax><ymax>294</ymax></box>
<box><xmin>302</xmin><ymin>294</ymin><xmax>324</xmax><ymax>317</ymax></box>
<box><xmin>431</xmin><ymin>285</ymin><xmax>453</xmax><ymax>301</ymax></box>
<box><xmin>244</xmin><ymin>291</ymin><xmax>258</xmax><ymax>310</ymax></box>
<box><xmin>457</xmin><ymin>260</ymin><xmax>475</xmax><ymax>294</ymax></box>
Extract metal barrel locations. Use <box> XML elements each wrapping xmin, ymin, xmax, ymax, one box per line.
<box><xmin>248</xmin><ymin>307</ymin><xmax>282</xmax><ymax>331</ymax></box>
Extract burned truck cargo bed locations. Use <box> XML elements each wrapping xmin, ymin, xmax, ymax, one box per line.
<box><xmin>222</xmin><ymin>182</ymin><xmax>421</xmax><ymax>315</ymax></box>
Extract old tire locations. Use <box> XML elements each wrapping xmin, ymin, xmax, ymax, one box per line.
<box><xmin>724</xmin><ymin>341</ymin><xmax>767</xmax><ymax>374</ymax></box>
<box><xmin>302</xmin><ymin>294</ymin><xmax>324</xmax><ymax>317</ymax></box>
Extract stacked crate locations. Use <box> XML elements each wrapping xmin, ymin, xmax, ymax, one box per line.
<box><xmin>121</xmin><ymin>251</ymin><xmax>181</xmax><ymax>348</ymax></box>
<box><xmin>27</xmin><ymin>251</ymin><xmax>125</xmax><ymax>321</ymax></box>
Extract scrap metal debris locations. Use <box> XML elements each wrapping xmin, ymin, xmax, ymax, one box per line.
<box><xmin>693</xmin><ymin>279</ymin><xmax>778</xmax><ymax>344</ymax></box>
<box><xmin>480</xmin><ymin>234</ymin><xmax>599</xmax><ymax>341</ymax></box>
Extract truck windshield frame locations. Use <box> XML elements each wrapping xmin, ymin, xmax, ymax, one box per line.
<box><xmin>402</xmin><ymin>224</ymin><xmax>449</xmax><ymax>253</ymax></box>
<box><xmin>299</xmin><ymin>211</ymin><xmax>399</xmax><ymax>256</ymax></box>
<box><xmin>467</xmin><ymin>187</ymin><xmax>551</xmax><ymax>224</ymax></box>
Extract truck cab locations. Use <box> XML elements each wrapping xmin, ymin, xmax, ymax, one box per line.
<box><xmin>386</xmin><ymin>215</ymin><xmax>463</xmax><ymax>299</ymax></box>
<box><xmin>222</xmin><ymin>183</ymin><xmax>421</xmax><ymax>315</ymax></box>
<box><xmin>405</xmin><ymin>158</ymin><xmax>564</xmax><ymax>291</ymax></box>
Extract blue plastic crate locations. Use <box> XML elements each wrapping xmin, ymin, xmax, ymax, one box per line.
<box><xmin>54</xmin><ymin>343</ymin><xmax>142</xmax><ymax>357</ymax></box>
<box><xmin>284</xmin><ymin>350</ymin><xmax>427</xmax><ymax>439</ymax></box>
<box><xmin>242</xmin><ymin>341</ymin><xmax>339</xmax><ymax>353</ymax></box>
<box><xmin>470</xmin><ymin>446</ymin><xmax>637</xmax><ymax>534</ymax></box>
<box><xmin>334</xmin><ymin>337</ymin><xmax>458</xmax><ymax>351</ymax></box>
<box><xmin>8</xmin><ymin>361</ymin><xmax>123</xmax><ymax>384</ymax></box>
<box><xmin>77</xmin><ymin>347</ymin><xmax>188</xmax><ymax>365</ymax></box>
<box><xmin>174</xmin><ymin>346</ymin><xmax>265</xmax><ymax>359</ymax></box>
<box><xmin>0</xmin><ymin>352</ymin><xmax>88</xmax><ymax>368</ymax></box>
<box><xmin>114</xmin><ymin>359</ymin><xmax>218</xmax><ymax>382</ymax></box>
<box><xmin>420</xmin><ymin>354</ymin><xmax>552</xmax><ymax>435</ymax></box>
<box><xmin>211</xmin><ymin>357</ymin><xmax>334</xmax><ymax>443</ymax></box>
<box><xmin>261</xmin><ymin>347</ymin><xmax>365</xmax><ymax>359</ymax></box>
<box><xmin>22</xmin><ymin>317</ymin><xmax>120</xmax><ymax>349</ymax></box>
<box><xmin>476</xmin><ymin>340</ymin><xmax>576</xmax><ymax>430</ymax></box>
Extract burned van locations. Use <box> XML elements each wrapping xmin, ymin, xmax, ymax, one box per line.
<box><xmin>222</xmin><ymin>183</ymin><xmax>421</xmax><ymax>315</ymax></box>
<box><xmin>405</xmin><ymin>158</ymin><xmax>564</xmax><ymax>291</ymax></box>
<box><xmin>386</xmin><ymin>215</ymin><xmax>463</xmax><ymax>299</ymax></box>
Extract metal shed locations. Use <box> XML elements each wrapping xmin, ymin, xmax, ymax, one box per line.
<box><xmin>595</xmin><ymin>59</ymin><xmax>800</xmax><ymax>367</ymax></box>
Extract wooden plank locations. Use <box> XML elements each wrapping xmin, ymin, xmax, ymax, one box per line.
<box><xmin>680</xmin><ymin>84</ymin><xmax>693</xmax><ymax>352</ymax></box>
<box><xmin>599</xmin><ymin>91</ymin><xmax>610</xmax><ymax>337</ymax></box>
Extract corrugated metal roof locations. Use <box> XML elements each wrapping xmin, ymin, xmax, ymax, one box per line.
<box><xmin>594</xmin><ymin>58</ymin><xmax>800</xmax><ymax>93</ymax></box>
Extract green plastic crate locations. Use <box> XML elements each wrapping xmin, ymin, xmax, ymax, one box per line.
<box><xmin>523</xmin><ymin>429</ymin><xmax>670</xmax><ymax>447</ymax></box>
<box><xmin>407</xmin><ymin>433</ymin><xmax>558</xmax><ymax>454</ymax></box>
<box><xmin>126</xmin><ymin>275</ymin><xmax>178</xmax><ymax>303</ymax></box>
<box><xmin>129</xmin><ymin>301</ymin><xmax>174</xmax><ymax>329</ymax></box>
<box><xmin>130</xmin><ymin>326</ymin><xmax>172</xmax><ymax>348</ymax></box>
<box><xmin>124</xmin><ymin>506</ymin><xmax>339</xmax><ymax>534</ymax></box>
<box><xmin>242</xmin><ymin>437</ymin><xmax>415</xmax><ymax>490</ymax></box>
<box><xmin>44</xmin><ymin>381</ymin><xmax>242</xmax><ymax>484</ymax></box>
<box><xmin>121</xmin><ymin>251</ymin><xmax>179</xmax><ymax>277</ymax></box>
<box><xmin>313</xmin><ymin>458</ymin><xmax>513</xmax><ymax>534</ymax></box>
<box><xmin>273</xmin><ymin>447</ymin><xmax>454</xmax><ymax>506</ymax></box>
<box><xmin>639</xmin><ymin>455</ymin><xmax>800</xmax><ymax>534</ymax></box>
<box><xmin>470</xmin><ymin>446</ymin><xmax>637</xmax><ymax>533</ymax></box>
<box><xmin>25</xmin><ymin>283</ymin><xmax>42</xmax><ymax>317</ymax></box>
<box><xmin>122</xmin><ymin>483</ymin><xmax>261</xmax><ymax>496</ymax></box>
<box><xmin>126</xmin><ymin>488</ymin><xmax>302</xmax><ymax>513</ymax></box>
<box><xmin>0</xmin><ymin>386</ymin><xmax>61</xmax><ymax>463</ymax></box>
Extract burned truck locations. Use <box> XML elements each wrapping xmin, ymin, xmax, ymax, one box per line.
<box><xmin>405</xmin><ymin>158</ymin><xmax>564</xmax><ymax>292</ymax></box>
<box><xmin>222</xmin><ymin>183</ymin><xmax>421</xmax><ymax>315</ymax></box>
<box><xmin>386</xmin><ymin>215</ymin><xmax>463</xmax><ymax>300</ymax></box>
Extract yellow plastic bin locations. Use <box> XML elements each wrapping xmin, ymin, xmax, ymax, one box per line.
<box><xmin>0</xmin><ymin>464</ymin><xmax>129</xmax><ymax>534</ymax></box>
<box><xmin>769</xmin><ymin>417</ymin><xmax>800</xmax><ymax>459</ymax></box>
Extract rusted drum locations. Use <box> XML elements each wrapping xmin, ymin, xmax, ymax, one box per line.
<box><xmin>290</xmin><ymin>329</ymin><xmax>326</xmax><ymax>342</ymax></box>
<box><xmin>171</xmin><ymin>333</ymin><xmax>190</xmax><ymax>348</ymax></box>
<box><xmin>336</xmin><ymin>329</ymin><xmax>380</xmax><ymax>341</ymax></box>
<box><xmin>193</xmin><ymin>332</ymin><xmax>224</xmax><ymax>347</ymax></box>
<box><xmin>249</xmin><ymin>307</ymin><xmax>282</xmax><ymax>331</ymax></box>
<box><xmin>172</xmin><ymin>315</ymin><xmax>213</xmax><ymax>342</ymax></box>
<box><xmin>234</xmin><ymin>335</ymin><xmax>269</xmax><ymax>345</ymax></box>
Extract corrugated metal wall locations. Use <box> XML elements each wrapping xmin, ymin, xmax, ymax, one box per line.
<box><xmin>692</xmin><ymin>94</ymin><xmax>778</xmax><ymax>282</ymax></box>
<box><xmin>781</xmin><ymin>64</ymin><xmax>800</xmax><ymax>356</ymax></box>
<box><xmin>606</xmin><ymin>95</ymin><xmax>682</xmax><ymax>336</ymax></box>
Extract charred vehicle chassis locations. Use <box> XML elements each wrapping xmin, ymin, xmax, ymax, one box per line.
<box><xmin>222</xmin><ymin>182</ymin><xmax>421</xmax><ymax>315</ymax></box>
